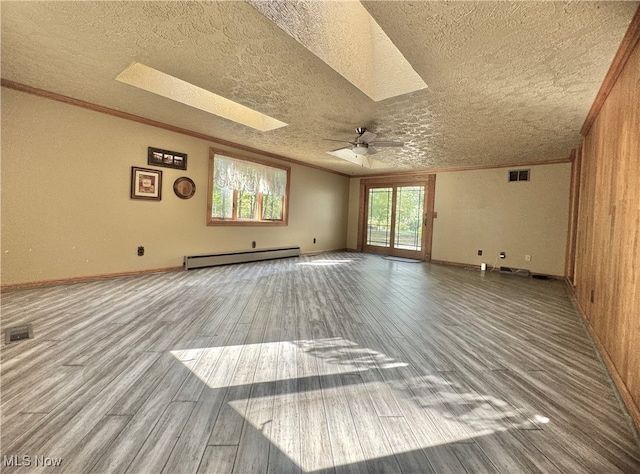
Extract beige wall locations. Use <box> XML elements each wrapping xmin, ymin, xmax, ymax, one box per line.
<box><xmin>1</xmin><ymin>89</ymin><xmax>350</xmax><ymax>286</ymax></box>
<box><xmin>347</xmin><ymin>163</ymin><xmax>571</xmax><ymax>275</ymax></box>
<box><xmin>432</xmin><ymin>164</ymin><xmax>571</xmax><ymax>275</ymax></box>
<box><xmin>0</xmin><ymin>87</ymin><xmax>572</xmax><ymax>286</ymax></box>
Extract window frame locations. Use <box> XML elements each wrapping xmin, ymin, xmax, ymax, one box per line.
<box><xmin>207</xmin><ymin>148</ymin><xmax>290</xmax><ymax>226</ymax></box>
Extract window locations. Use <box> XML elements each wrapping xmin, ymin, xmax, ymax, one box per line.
<box><xmin>508</xmin><ymin>169</ymin><xmax>530</xmax><ymax>182</ymax></box>
<box><xmin>208</xmin><ymin>150</ymin><xmax>290</xmax><ymax>226</ymax></box>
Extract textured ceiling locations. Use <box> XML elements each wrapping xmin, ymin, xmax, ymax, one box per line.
<box><xmin>1</xmin><ymin>1</ymin><xmax>637</xmax><ymax>175</ymax></box>
<box><xmin>248</xmin><ymin>0</ymin><xmax>428</xmax><ymax>101</ymax></box>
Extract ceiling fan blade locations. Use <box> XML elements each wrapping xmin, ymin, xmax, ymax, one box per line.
<box><xmin>323</xmin><ymin>138</ymin><xmax>357</xmax><ymax>145</ymax></box>
<box><xmin>358</xmin><ymin>130</ymin><xmax>378</xmax><ymax>143</ymax></box>
<box><xmin>329</xmin><ymin>146</ymin><xmax>352</xmax><ymax>153</ymax></box>
<box><xmin>367</xmin><ymin>146</ymin><xmax>378</xmax><ymax>155</ymax></box>
<box><xmin>369</xmin><ymin>141</ymin><xmax>404</xmax><ymax>147</ymax></box>
<box><xmin>327</xmin><ymin>148</ymin><xmax>366</xmax><ymax>166</ymax></box>
<box><xmin>326</xmin><ymin>148</ymin><xmax>389</xmax><ymax>169</ymax></box>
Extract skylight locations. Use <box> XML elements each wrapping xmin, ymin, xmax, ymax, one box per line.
<box><xmin>116</xmin><ymin>62</ymin><xmax>287</xmax><ymax>132</ymax></box>
<box><xmin>249</xmin><ymin>1</ymin><xmax>427</xmax><ymax>101</ymax></box>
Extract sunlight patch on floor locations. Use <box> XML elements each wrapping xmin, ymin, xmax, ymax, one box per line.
<box><xmin>171</xmin><ymin>337</ymin><xmax>549</xmax><ymax>472</ymax></box>
<box><xmin>229</xmin><ymin>380</ymin><xmax>500</xmax><ymax>472</ymax></box>
<box><xmin>535</xmin><ymin>414</ymin><xmax>550</xmax><ymax>423</ymax></box>
<box><xmin>169</xmin><ymin>337</ymin><xmax>406</xmax><ymax>388</ymax></box>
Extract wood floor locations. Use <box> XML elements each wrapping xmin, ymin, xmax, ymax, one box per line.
<box><xmin>1</xmin><ymin>252</ymin><xmax>639</xmax><ymax>473</ymax></box>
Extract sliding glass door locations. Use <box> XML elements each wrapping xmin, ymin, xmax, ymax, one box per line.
<box><xmin>364</xmin><ymin>184</ymin><xmax>427</xmax><ymax>260</ymax></box>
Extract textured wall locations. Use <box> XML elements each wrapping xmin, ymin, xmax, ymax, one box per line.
<box><xmin>574</xmin><ymin>38</ymin><xmax>640</xmax><ymax>427</ymax></box>
<box><xmin>0</xmin><ymin>89</ymin><xmax>350</xmax><ymax>286</ymax></box>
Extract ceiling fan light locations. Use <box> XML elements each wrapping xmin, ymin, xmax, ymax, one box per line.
<box><xmin>352</xmin><ymin>144</ymin><xmax>368</xmax><ymax>155</ymax></box>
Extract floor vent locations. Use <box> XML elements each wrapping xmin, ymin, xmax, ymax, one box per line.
<box><xmin>5</xmin><ymin>324</ymin><xmax>34</xmax><ymax>343</ymax></box>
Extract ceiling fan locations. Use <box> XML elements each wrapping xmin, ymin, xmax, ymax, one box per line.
<box><xmin>324</xmin><ymin>127</ymin><xmax>404</xmax><ymax>155</ymax></box>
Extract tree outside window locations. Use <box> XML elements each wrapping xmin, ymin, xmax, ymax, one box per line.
<box><xmin>208</xmin><ymin>150</ymin><xmax>290</xmax><ymax>226</ymax></box>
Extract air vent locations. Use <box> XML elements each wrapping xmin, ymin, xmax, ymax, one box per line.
<box><xmin>508</xmin><ymin>169</ymin><xmax>530</xmax><ymax>182</ymax></box>
<box><xmin>5</xmin><ymin>324</ymin><xmax>33</xmax><ymax>344</ymax></box>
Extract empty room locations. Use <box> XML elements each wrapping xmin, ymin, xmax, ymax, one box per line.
<box><xmin>1</xmin><ymin>1</ymin><xmax>639</xmax><ymax>473</ymax></box>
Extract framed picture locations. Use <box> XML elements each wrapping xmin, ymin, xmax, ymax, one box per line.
<box><xmin>148</xmin><ymin>146</ymin><xmax>187</xmax><ymax>170</ymax></box>
<box><xmin>131</xmin><ymin>167</ymin><xmax>162</xmax><ymax>200</ymax></box>
<box><xmin>173</xmin><ymin>177</ymin><xmax>196</xmax><ymax>199</ymax></box>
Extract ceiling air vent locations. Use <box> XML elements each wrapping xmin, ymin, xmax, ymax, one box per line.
<box><xmin>508</xmin><ymin>169</ymin><xmax>530</xmax><ymax>182</ymax></box>
<box><xmin>5</xmin><ymin>324</ymin><xmax>33</xmax><ymax>343</ymax></box>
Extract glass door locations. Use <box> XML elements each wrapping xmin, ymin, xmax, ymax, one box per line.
<box><xmin>364</xmin><ymin>184</ymin><xmax>426</xmax><ymax>260</ymax></box>
<box><xmin>393</xmin><ymin>185</ymin><xmax>425</xmax><ymax>255</ymax></box>
<box><xmin>365</xmin><ymin>187</ymin><xmax>394</xmax><ymax>249</ymax></box>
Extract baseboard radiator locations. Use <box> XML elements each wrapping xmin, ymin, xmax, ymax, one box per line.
<box><xmin>184</xmin><ymin>246</ymin><xmax>300</xmax><ymax>270</ymax></box>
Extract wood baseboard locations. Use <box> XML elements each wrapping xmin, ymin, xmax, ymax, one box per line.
<box><xmin>431</xmin><ymin>260</ymin><xmax>565</xmax><ymax>279</ymax></box>
<box><xmin>431</xmin><ymin>259</ymin><xmax>481</xmax><ymax>270</ymax></box>
<box><xmin>1</xmin><ymin>250</ymin><xmax>355</xmax><ymax>290</ymax></box>
<box><xmin>567</xmin><ymin>287</ymin><xmax>640</xmax><ymax>433</ymax></box>
<box><xmin>0</xmin><ymin>267</ymin><xmax>183</xmax><ymax>291</ymax></box>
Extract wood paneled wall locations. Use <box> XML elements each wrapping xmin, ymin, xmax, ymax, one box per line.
<box><xmin>573</xmin><ymin>12</ymin><xmax>640</xmax><ymax>429</ymax></box>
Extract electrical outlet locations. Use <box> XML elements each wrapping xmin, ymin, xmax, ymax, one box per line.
<box><xmin>477</xmin><ymin>249</ymin><xmax>483</xmax><ymax>256</ymax></box>
<box><xmin>313</xmin><ymin>238</ymin><xmax>317</xmax><ymax>244</ymax></box>
<box><xmin>500</xmin><ymin>252</ymin><xmax>506</xmax><ymax>259</ymax></box>
<box><xmin>251</xmin><ymin>241</ymin><xmax>256</xmax><ymax>249</ymax></box>
<box><xmin>525</xmin><ymin>254</ymin><xmax>531</xmax><ymax>262</ymax></box>
<box><xmin>137</xmin><ymin>246</ymin><xmax>144</xmax><ymax>256</ymax></box>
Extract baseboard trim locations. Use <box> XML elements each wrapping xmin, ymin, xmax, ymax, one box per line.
<box><xmin>430</xmin><ymin>260</ymin><xmax>565</xmax><ymax>279</ymax></box>
<box><xmin>0</xmin><ymin>266</ymin><xmax>182</xmax><ymax>291</ymax></box>
<box><xmin>1</xmin><ymin>250</ymin><xmax>353</xmax><ymax>290</ymax></box>
<box><xmin>564</xmin><ymin>276</ymin><xmax>576</xmax><ymax>290</ymax></box>
<box><xmin>566</xmin><ymin>287</ymin><xmax>640</xmax><ymax>434</ymax></box>
<box><xmin>431</xmin><ymin>259</ymin><xmax>480</xmax><ymax>270</ymax></box>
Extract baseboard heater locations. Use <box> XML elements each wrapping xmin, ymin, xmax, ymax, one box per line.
<box><xmin>184</xmin><ymin>246</ymin><xmax>300</xmax><ymax>270</ymax></box>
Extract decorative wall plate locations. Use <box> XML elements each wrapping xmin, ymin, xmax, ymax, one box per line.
<box><xmin>173</xmin><ymin>177</ymin><xmax>196</xmax><ymax>199</ymax></box>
